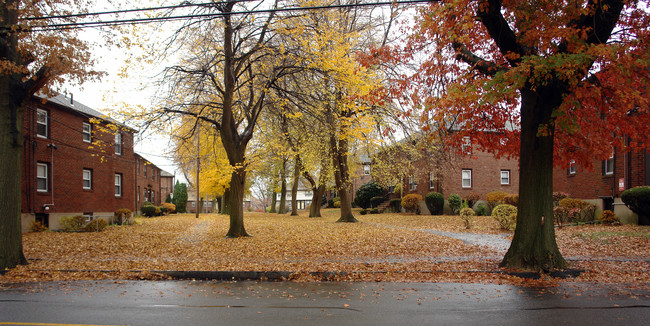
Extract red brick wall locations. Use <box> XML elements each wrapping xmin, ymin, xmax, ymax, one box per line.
<box><xmin>135</xmin><ymin>155</ymin><xmax>162</xmax><ymax>209</ymax></box>
<box><xmin>552</xmin><ymin>148</ymin><xmax>648</xmax><ymax>199</ymax></box>
<box><xmin>402</xmin><ymin>150</ymin><xmax>520</xmax><ymax>199</ymax></box>
<box><xmin>160</xmin><ymin>176</ymin><xmax>174</xmax><ymax>202</ymax></box>
<box><xmin>22</xmin><ymin>98</ymin><xmax>136</xmax><ymax>218</ymax></box>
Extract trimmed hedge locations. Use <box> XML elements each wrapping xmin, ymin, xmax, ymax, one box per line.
<box><xmin>401</xmin><ymin>194</ymin><xmax>422</xmax><ymax>214</ymax></box>
<box><xmin>492</xmin><ymin>204</ymin><xmax>517</xmax><ymax>231</ymax></box>
<box><xmin>389</xmin><ymin>198</ymin><xmax>402</xmax><ymax>213</ymax></box>
<box><xmin>425</xmin><ymin>192</ymin><xmax>444</xmax><ymax>215</ymax></box>
<box><xmin>447</xmin><ymin>194</ymin><xmax>462</xmax><ymax>215</ymax></box>
<box><xmin>354</xmin><ymin>182</ymin><xmax>385</xmax><ymax>209</ymax></box>
<box><xmin>621</xmin><ymin>186</ymin><xmax>650</xmax><ymax>225</ymax></box>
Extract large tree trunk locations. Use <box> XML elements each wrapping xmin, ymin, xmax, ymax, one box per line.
<box><xmin>225</xmin><ymin>166</ymin><xmax>249</xmax><ymax>238</ymax></box>
<box><xmin>221</xmin><ymin>189</ymin><xmax>231</xmax><ymax>215</ymax></box>
<box><xmin>269</xmin><ymin>189</ymin><xmax>277</xmax><ymax>213</ymax></box>
<box><xmin>0</xmin><ymin>84</ymin><xmax>28</xmax><ymax>269</ymax></box>
<box><xmin>501</xmin><ymin>87</ymin><xmax>567</xmax><ymax>272</ymax></box>
<box><xmin>290</xmin><ymin>157</ymin><xmax>300</xmax><ymax>216</ymax></box>
<box><xmin>309</xmin><ymin>185</ymin><xmax>326</xmax><ymax>218</ymax></box>
<box><xmin>331</xmin><ymin>134</ymin><xmax>357</xmax><ymax>223</ymax></box>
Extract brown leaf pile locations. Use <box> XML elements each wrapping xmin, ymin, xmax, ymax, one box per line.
<box><xmin>2</xmin><ymin>210</ymin><xmax>648</xmax><ymax>287</ymax></box>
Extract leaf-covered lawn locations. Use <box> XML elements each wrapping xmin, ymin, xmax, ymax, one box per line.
<box><xmin>2</xmin><ymin>209</ymin><xmax>649</xmax><ymax>287</ymax></box>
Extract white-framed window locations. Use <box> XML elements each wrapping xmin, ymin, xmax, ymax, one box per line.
<box><xmin>569</xmin><ymin>160</ymin><xmax>576</xmax><ymax>175</ymax></box>
<box><xmin>500</xmin><ymin>170</ymin><xmax>510</xmax><ymax>185</ymax></box>
<box><xmin>604</xmin><ymin>152</ymin><xmax>614</xmax><ymax>175</ymax></box>
<box><xmin>143</xmin><ymin>189</ymin><xmax>148</xmax><ymax>203</ymax></box>
<box><xmin>114</xmin><ymin>173</ymin><xmax>122</xmax><ymax>197</ymax></box>
<box><xmin>137</xmin><ymin>186</ymin><xmax>140</xmax><ymax>201</ymax></box>
<box><xmin>143</xmin><ymin>164</ymin><xmax>147</xmax><ymax>177</ymax></box>
<box><xmin>114</xmin><ymin>133</ymin><xmax>122</xmax><ymax>155</ymax></box>
<box><xmin>82</xmin><ymin>122</ymin><xmax>92</xmax><ymax>143</ymax></box>
<box><xmin>363</xmin><ymin>165</ymin><xmax>370</xmax><ymax>175</ymax></box>
<box><xmin>36</xmin><ymin>109</ymin><xmax>48</xmax><ymax>138</ymax></box>
<box><xmin>37</xmin><ymin>163</ymin><xmax>48</xmax><ymax>192</ymax></box>
<box><xmin>83</xmin><ymin>169</ymin><xmax>92</xmax><ymax>190</ymax></box>
<box><xmin>151</xmin><ymin>190</ymin><xmax>155</xmax><ymax>203</ymax></box>
<box><xmin>191</xmin><ymin>202</ymin><xmax>196</xmax><ymax>207</ymax></box>
<box><xmin>429</xmin><ymin>172</ymin><xmax>436</xmax><ymax>189</ymax></box>
<box><xmin>408</xmin><ymin>175</ymin><xmax>417</xmax><ymax>191</ymax></box>
<box><xmin>462</xmin><ymin>169</ymin><xmax>472</xmax><ymax>188</ymax></box>
<box><xmin>462</xmin><ymin>136</ymin><xmax>471</xmax><ymax>154</ymax></box>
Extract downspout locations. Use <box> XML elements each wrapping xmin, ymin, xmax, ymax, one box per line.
<box><xmin>43</xmin><ymin>143</ymin><xmax>57</xmax><ymax>210</ymax></box>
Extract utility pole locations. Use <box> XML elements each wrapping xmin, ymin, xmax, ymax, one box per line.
<box><xmin>195</xmin><ymin>126</ymin><xmax>200</xmax><ymax>219</ymax></box>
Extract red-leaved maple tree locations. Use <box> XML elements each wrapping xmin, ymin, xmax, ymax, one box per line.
<box><xmin>365</xmin><ymin>0</ymin><xmax>649</xmax><ymax>271</ymax></box>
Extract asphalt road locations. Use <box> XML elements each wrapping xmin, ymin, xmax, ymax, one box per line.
<box><xmin>1</xmin><ymin>280</ymin><xmax>649</xmax><ymax>325</ymax></box>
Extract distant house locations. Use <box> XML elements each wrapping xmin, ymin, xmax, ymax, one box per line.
<box><xmin>553</xmin><ymin>147</ymin><xmax>649</xmax><ymax>224</ymax></box>
<box><xmin>186</xmin><ymin>187</ymin><xmax>218</xmax><ymax>213</ymax></box>
<box><xmin>275</xmin><ymin>189</ymin><xmax>314</xmax><ymax>211</ymax></box>
<box><xmin>21</xmin><ymin>94</ymin><xmax>136</xmax><ymax>231</ymax></box>
<box><xmin>134</xmin><ymin>154</ymin><xmax>173</xmax><ymax>210</ymax></box>
<box><xmin>354</xmin><ymin>136</ymin><xmax>520</xmax><ymax>213</ymax></box>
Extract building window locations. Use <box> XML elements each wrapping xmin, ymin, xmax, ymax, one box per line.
<box><xmin>604</xmin><ymin>153</ymin><xmax>614</xmax><ymax>175</ymax></box>
<box><xmin>137</xmin><ymin>186</ymin><xmax>140</xmax><ymax>201</ymax></box>
<box><xmin>83</xmin><ymin>169</ymin><xmax>92</xmax><ymax>190</ymax></box>
<box><xmin>115</xmin><ymin>133</ymin><xmax>122</xmax><ymax>155</ymax></box>
<box><xmin>191</xmin><ymin>202</ymin><xmax>196</xmax><ymax>207</ymax></box>
<box><xmin>82</xmin><ymin>122</ymin><xmax>92</xmax><ymax>143</ymax></box>
<box><xmin>37</xmin><ymin>163</ymin><xmax>48</xmax><ymax>192</ymax></box>
<box><xmin>462</xmin><ymin>169</ymin><xmax>472</xmax><ymax>188</ymax></box>
<box><xmin>408</xmin><ymin>175</ymin><xmax>417</xmax><ymax>191</ymax></box>
<box><xmin>363</xmin><ymin>165</ymin><xmax>370</xmax><ymax>175</ymax></box>
<box><xmin>151</xmin><ymin>190</ymin><xmax>155</xmax><ymax>204</ymax></box>
<box><xmin>144</xmin><ymin>164</ymin><xmax>147</xmax><ymax>177</ymax></box>
<box><xmin>144</xmin><ymin>189</ymin><xmax>148</xmax><ymax>202</ymax></box>
<box><xmin>152</xmin><ymin>169</ymin><xmax>155</xmax><ymax>180</ymax></box>
<box><xmin>114</xmin><ymin>173</ymin><xmax>122</xmax><ymax>197</ymax></box>
<box><xmin>500</xmin><ymin>170</ymin><xmax>510</xmax><ymax>185</ymax></box>
<box><xmin>36</xmin><ymin>109</ymin><xmax>48</xmax><ymax>138</ymax></box>
<box><xmin>429</xmin><ymin>172</ymin><xmax>436</xmax><ymax>189</ymax></box>
<box><xmin>462</xmin><ymin>136</ymin><xmax>471</xmax><ymax>154</ymax></box>
<box><xmin>568</xmin><ymin>160</ymin><xmax>576</xmax><ymax>175</ymax></box>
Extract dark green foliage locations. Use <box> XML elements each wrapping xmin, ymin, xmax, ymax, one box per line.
<box><xmin>389</xmin><ymin>198</ymin><xmax>401</xmax><ymax>213</ymax></box>
<box><xmin>447</xmin><ymin>194</ymin><xmax>462</xmax><ymax>215</ymax></box>
<box><xmin>621</xmin><ymin>186</ymin><xmax>650</xmax><ymax>225</ymax></box>
<box><xmin>425</xmin><ymin>192</ymin><xmax>445</xmax><ymax>215</ymax></box>
<box><xmin>172</xmin><ymin>181</ymin><xmax>188</xmax><ymax>213</ymax></box>
<box><xmin>354</xmin><ymin>182</ymin><xmax>385</xmax><ymax>209</ymax></box>
<box><xmin>165</xmin><ymin>194</ymin><xmax>172</xmax><ymax>203</ymax></box>
<box><xmin>359</xmin><ymin>209</ymin><xmax>368</xmax><ymax>215</ymax></box>
<box><xmin>328</xmin><ymin>197</ymin><xmax>340</xmax><ymax>208</ymax></box>
<box><xmin>474</xmin><ymin>203</ymin><xmax>488</xmax><ymax>216</ymax></box>
<box><xmin>369</xmin><ymin>208</ymin><xmax>379</xmax><ymax>214</ymax></box>
<box><xmin>141</xmin><ymin>205</ymin><xmax>159</xmax><ymax>217</ymax></box>
<box><xmin>370</xmin><ymin>196</ymin><xmax>386</xmax><ymax>208</ymax></box>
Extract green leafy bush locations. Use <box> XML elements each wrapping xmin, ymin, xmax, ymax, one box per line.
<box><xmin>425</xmin><ymin>192</ymin><xmax>445</xmax><ymax>215</ymax></box>
<box><xmin>389</xmin><ymin>198</ymin><xmax>402</xmax><ymax>213</ymax></box>
<box><xmin>59</xmin><ymin>215</ymin><xmax>86</xmax><ymax>232</ymax></box>
<box><xmin>558</xmin><ymin>198</ymin><xmax>596</xmax><ymax>222</ymax></box>
<box><xmin>359</xmin><ymin>209</ymin><xmax>368</xmax><ymax>215</ymax></box>
<box><xmin>621</xmin><ymin>186</ymin><xmax>650</xmax><ymax>225</ymax></box>
<box><xmin>332</xmin><ymin>200</ymin><xmax>341</xmax><ymax>208</ymax></box>
<box><xmin>599</xmin><ymin>210</ymin><xmax>619</xmax><ymax>225</ymax></box>
<box><xmin>401</xmin><ymin>194</ymin><xmax>422</xmax><ymax>214</ymax></box>
<box><xmin>172</xmin><ymin>182</ymin><xmax>188</xmax><ymax>213</ymax></box>
<box><xmin>370</xmin><ymin>208</ymin><xmax>379</xmax><ymax>214</ymax></box>
<box><xmin>370</xmin><ymin>196</ymin><xmax>387</xmax><ymax>208</ymax></box>
<box><xmin>328</xmin><ymin>197</ymin><xmax>340</xmax><ymax>208</ymax></box>
<box><xmin>114</xmin><ymin>208</ymin><xmax>132</xmax><ymax>225</ymax></box>
<box><xmin>492</xmin><ymin>204</ymin><xmax>517</xmax><ymax>230</ymax></box>
<box><xmin>141</xmin><ymin>205</ymin><xmax>160</xmax><ymax>217</ymax></box>
<box><xmin>474</xmin><ymin>203</ymin><xmax>488</xmax><ymax>216</ymax></box>
<box><xmin>80</xmin><ymin>218</ymin><xmax>107</xmax><ymax>232</ymax></box>
<box><xmin>447</xmin><ymin>194</ymin><xmax>462</xmax><ymax>215</ymax></box>
<box><xmin>460</xmin><ymin>207</ymin><xmax>475</xmax><ymax>229</ymax></box>
<box><xmin>503</xmin><ymin>194</ymin><xmax>519</xmax><ymax>207</ymax></box>
<box><xmin>354</xmin><ymin>182</ymin><xmax>385</xmax><ymax>209</ymax></box>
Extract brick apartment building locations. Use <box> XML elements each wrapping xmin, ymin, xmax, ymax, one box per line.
<box><xmin>353</xmin><ymin>137</ymin><xmax>519</xmax><ymax>213</ymax></box>
<box><xmin>21</xmin><ymin>94</ymin><xmax>136</xmax><ymax>231</ymax></box>
<box><xmin>134</xmin><ymin>153</ymin><xmax>175</xmax><ymax>210</ymax></box>
<box><xmin>553</xmin><ymin>148</ymin><xmax>649</xmax><ymax>224</ymax></box>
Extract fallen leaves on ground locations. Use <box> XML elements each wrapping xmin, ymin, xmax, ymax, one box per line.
<box><xmin>2</xmin><ymin>209</ymin><xmax>648</xmax><ymax>287</ymax></box>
